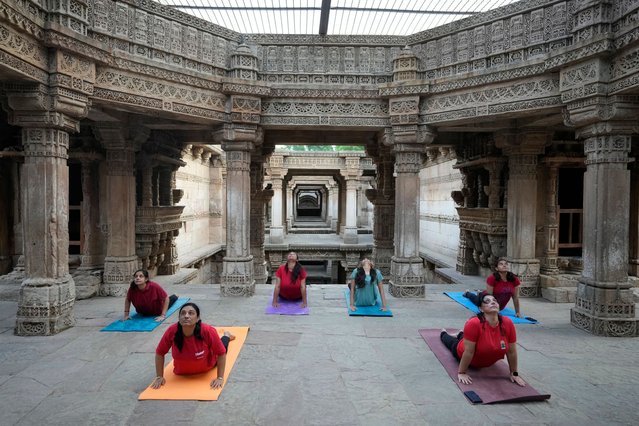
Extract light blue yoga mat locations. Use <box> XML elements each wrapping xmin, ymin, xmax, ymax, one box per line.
<box><xmin>345</xmin><ymin>288</ymin><xmax>393</xmax><ymax>317</ymax></box>
<box><xmin>444</xmin><ymin>291</ymin><xmax>538</xmax><ymax>324</ymax></box>
<box><xmin>101</xmin><ymin>297</ymin><xmax>191</xmax><ymax>332</ymax></box>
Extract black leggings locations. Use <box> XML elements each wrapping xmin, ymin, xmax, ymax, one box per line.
<box><xmin>463</xmin><ymin>291</ymin><xmax>480</xmax><ymax>306</ymax></box>
<box><xmin>221</xmin><ymin>335</ymin><xmax>231</xmax><ymax>352</ymax></box>
<box><xmin>168</xmin><ymin>294</ymin><xmax>178</xmax><ymax>308</ymax></box>
<box><xmin>440</xmin><ymin>330</ymin><xmax>464</xmax><ymax>361</ymax></box>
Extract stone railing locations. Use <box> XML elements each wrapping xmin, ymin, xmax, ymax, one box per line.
<box><xmin>456</xmin><ymin>207</ymin><xmax>507</xmax><ymax>274</ymax></box>
<box><xmin>135</xmin><ymin>205</ymin><xmax>184</xmax><ymax>274</ymax></box>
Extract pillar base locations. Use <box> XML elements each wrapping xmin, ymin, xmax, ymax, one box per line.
<box><xmin>343</xmin><ymin>227</ymin><xmax>359</xmax><ymax>244</ymax></box>
<box><xmin>15</xmin><ymin>275</ymin><xmax>76</xmax><ymax>336</ymax></box>
<box><xmin>253</xmin><ymin>259</ymin><xmax>269</xmax><ymax>284</ymax></box>
<box><xmin>101</xmin><ymin>256</ymin><xmax>139</xmax><ymax>296</ymax></box>
<box><xmin>388</xmin><ymin>256</ymin><xmax>425</xmax><ymax>298</ymax></box>
<box><xmin>221</xmin><ymin>256</ymin><xmax>255</xmax><ymax>296</ymax></box>
<box><xmin>72</xmin><ymin>269</ymin><xmax>103</xmax><ymax>300</ymax></box>
<box><xmin>571</xmin><ymin>280</ymin><xmax>637</xmax><ymax>337</ymax></box>
<box><xmin>509</xmin><ymin>259</ymin><xmax>540</xmax><ymax>297</ymax></box>
<box><xmin>372</xmin><ymin>246</ymin><xmax>393</xmax><ymax>282</ymax></box>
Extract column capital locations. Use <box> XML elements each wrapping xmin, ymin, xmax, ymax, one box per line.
<box><xmin>494</xmin><ymin>129</ymin><xmax>550</xmax><ymax>155</ymax></box>
<box><xmin>91</xmin><ymin>121</ymin><xmax>150</xmax><ymax>150</ymax></box>
<box><xmin>564</xmin><ymin>95</ymin><xmax>639</xmax><ymax>134</ymax></box>
<box><xmin>3</xmin><ymin>83</ymin><xmax>89</xmax><ymax>133</ymax></box>
<box><xmin>214</xmin><ymin>123</ymin><xmax>259</xmax><ymax>150</ymax></box>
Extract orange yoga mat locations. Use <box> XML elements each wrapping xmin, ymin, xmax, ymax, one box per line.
<box><xmin>138</xmin><ymin>326</ymin><xmax>249</xmax><ymax>401</ymax></box>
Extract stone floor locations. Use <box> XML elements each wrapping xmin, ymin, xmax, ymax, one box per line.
<box><xmin>1</xmin><ymin>279</ymin><xmax>638</xmax><ymax>426</ymax></box>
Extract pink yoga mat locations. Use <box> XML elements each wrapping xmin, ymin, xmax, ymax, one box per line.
<box><xmin>419</xmin><ymin>329</ymin><xmax>550</xmax><ymax>404</ymax></box>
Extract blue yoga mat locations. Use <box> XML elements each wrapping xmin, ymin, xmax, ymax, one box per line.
<box><xmin>444</xmin><ymin>291</ymin><xmax>538</xmax><ymax>324</ymax></box>
<box><xmin>345</xmin><ymin>288</ymin><xmax>393</xmax><ymax>317</ymax></box>
<box><xmin>101</xmin><ymin>297</ymin><xmax>191</xmax><ymax>332</ymax></box>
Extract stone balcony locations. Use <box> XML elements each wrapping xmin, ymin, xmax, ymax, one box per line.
<box><xmin>135</xmin><ymin>206</ymin><xmax>185</xmax><ymax>274</ymax></box>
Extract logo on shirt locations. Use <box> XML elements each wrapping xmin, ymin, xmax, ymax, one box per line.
<box><xmin>195</xmin><ymin>350</ymin><xmax>205</xmax><ymax>359</ymax></box>
<box><xmin>500</xmin><ymin>340</ymin><xmax>506</xmax><ymax>350</ymax></box>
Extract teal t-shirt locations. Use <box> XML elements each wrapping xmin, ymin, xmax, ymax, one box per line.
<box><xmin>350</xmin><ymin>269</ymin><xmax>383</xmax><ymax>307</ymax></box>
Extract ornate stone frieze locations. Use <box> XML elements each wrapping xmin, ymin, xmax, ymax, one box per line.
<box><xmin>103</xmin><ymin>0</ymin><xmax>240</xmax><ymax>41</ymax></box>
<box><xmin>48</xmin><ymin>0</ymin><xmax>89</xmax><ymax>36</ymax></box>
<box><xmin>0</xmin><ymin>21</ymin><xmax>48</xmax><ymax>74</ymax></box>
<box><xmin>0</xmin><ymin>0</ymin><xmax>47</xmax><ymax>38</ymax></box>
<box><xmin>421</xmin><ymin>77</ymin><xmax>561</xmax><ymax>123</ymax></box>
<box><xmin>545</xmin><ymin>39</ymin><xmax>613</xmax><ymax>70</ymax></box>
<box><xmin>21</xmin><ymin>128</ymin><xmax>69</xmax><ymax>159</ymax></box>
<box><xmin>270</xmin><ymin>88</ymin><xmax>378</xmax><ymax>99</ymax></box>
<box><xmin>457</xmin><ymin>208</ymin><xmax>507</xmax><ymax>234</ymax></box>
<box><xmin>112</xmin><ymin>58</ymin><xmax>222</xmax><ymax>91</ymax></box>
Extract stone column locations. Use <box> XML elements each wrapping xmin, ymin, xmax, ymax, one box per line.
<box><xmin>12</xmin><ymin>126</ymin><xmax>77</xmax><ymax>335</ymax></box>
<box><xmin>269</xmin><ymin>178</ymin><xmax>285</xmax><ymax>244</ymax></box>
<box><xmin>250</xmin><ymin>155</ymin><xmax>273</xmax><ymax>284</ymax></box>
<box><xmin>0</xmin><ymin>161</ymin><xmax>11</xmax><ymax>274</ymax></box>
<box><xmin>497</xmin><ymin>132</ymin><xmax>547</xmax><ymax>297</ymax></box>
<box><xmin>217</xmin><ymin>125</ymin><xmax>256</xmax><ymax>296</ymax></box>
<box><xmin>367</xmin><ymin>144</ymin><xmax>395</xmax><ymax>279</ymax></box>
<box><xmin>341</xmin><ymin>155</ymin><xmax>361</xmax><ymax>244</ymax></box>
<box><xmin>541</xmin><ymin>163</ymin><xmax>560</xmax><ymax>274</ymax></box>
<box><xmin>571</xmin><ymin>130</ymin><xmax>637</xmax><ymax>336</ymax></box>
<box><xmin>328</xmin><ymin>182</ymin><xmax>339</xmax><ymax>231</ymax></box>
<box><xmin>286</xmin><ymin>181</ymin><xmax>294</xmax><ymax>230</ymax></box>
<box><xmin>629</xmin><ymin>158</ymin><xmax>639</xmax><ymax>276</ymax></box>
<box><xmin>388</xmin><ymin>127</ymin><xmax>431</xmax><ymax>298</ymax></box>
<box><xmin>343</xmin><ymin>179</ymin><xmax>359</xmax><ymax>244</ymax></box>
<box><xmin>93</xmin><ymin>124</ymin><xmax>145</xmax><ymax>296</ymax></box>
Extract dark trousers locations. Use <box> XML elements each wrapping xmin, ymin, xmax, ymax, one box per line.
<box><xmin>463</xmin><ymin>291</ymin><xmax>480</xmax><ymax>306</ymax></box>
<box><xmin>440</xmin><ymin>330</ymin><xmax>464</xmax><ymax>361</ymax></box>
<box><xmin>168</xmin><ymin>294</ymin><xmax>178</xmax><ymax>308</ymax></box>
<box><xmin>221</xmin><ymin>335</ymin><xmax>231</xmax><ymax>352</ymax></box>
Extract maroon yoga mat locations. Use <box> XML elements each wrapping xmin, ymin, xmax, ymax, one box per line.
<box><xmin>419</xmin><ymin>329</ymin><xmax>550</xmax><ymax>404</ymax></box>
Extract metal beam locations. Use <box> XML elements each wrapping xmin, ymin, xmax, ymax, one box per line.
<box><xmin>319</xmin><ymin>0</ymin><xmax>331</xmax><ymax>35</ymax></box>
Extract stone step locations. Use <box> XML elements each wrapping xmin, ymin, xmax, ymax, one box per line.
<box><xmin>541</xmin><ymin>286</ymin><xmax>576</xmax><ymax>303</ymax></box>
<box><xmin>540</xmin><ymin>273</ymin><xmax>580</xmax><ymax>288</ymax></box>
<box><xmin>434</xmin><ymin>267</ymin><xmax>485</xmax><ymax>288</ymax></box>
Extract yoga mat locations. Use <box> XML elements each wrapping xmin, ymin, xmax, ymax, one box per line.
<box><xmin>444</xmin><ymin>291</ymin><xmax>538</xmax><ymax>324</ymax></box>
<box><xmin>138</xmin><ymin>326</ymin><xmax>249</xmax><ymax>401</ymax></box>
<box><xmin>265</xmin><ymin>297</ymin><xmax>309</xmax><ymax>315</ymax></box>
<box><xmin>419</xmin><ymin>328</ymin><xmax>550</xmax><ymax>404</ymax></box>
<box><xmin>345</xmin><ymin>288</ymin><xmax>393</xmax><ymax>317</ymax></box>
<box><xmin>101</xmin><ymin>297</ymin><xmax>191</xmax><ymax>332</ymax></box>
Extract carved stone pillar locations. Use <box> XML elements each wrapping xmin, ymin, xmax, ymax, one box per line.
<box><xmin>497</xmin><ymin>132</ymin><xmax>547</xmax><ymax>297</ymax></box>
<box><xmin>217</xmin><ymin>125</ymin><xmax>256</xmax><ymax>296</ymax></box>
<box><xmin>93</xmin><ymin>124</ymin><xmax>145</xmax><ymax>296</ymax></box>
<box><xmin>571</xmin><ymin>128</ymin><xmax>637</xmax><ymax>336</ymax></box>
<box><xmin>0</xmin><ymin>161</ymin><xmax>11</xmax><ymax>275</ymax></box>
<box><xmin>366</xmin><ymin>144</ymin><xmax>395</xmax><ymax>279</ymax></box>
<box><xmin>343</xmin><ymin>179</ymin><xmax>359</xmax><ymax>244</ymax></box>
<box><xmin>250</xmin><ymin>156</ymin><xmax>272</xmax><ymax>284</ymax></box>
<box><xmin>269</xmin><ymin>178</ymin><xmax>284</xmax><ymax>244</ymax></box>
<box><xmin>328</xmin><ymin>182</ymin><xmax>339</xmax><ymax>231</ymax></box>
<box><xmin>388</xmin><ymin>126</ymin><xmax>431</xmax><ymax>298</ymax></box>
<box><xmin>630</xmin><ymin>160</ymin><xmax>639</xmax><ymax>276</ymax></box>
<box><xmin>341</xmin><ymin>155</ymin><xmax>361</xmax><ymax>244</ymax></box>
<box><xmin>541</xmin><ymin>163</ymin><xmax>560</xmax><ymax>274</ymax></box>
<box><xmin>286</xmin><ymin>181</ymin><xmax>294</xmax><ymax>231</ymax></box>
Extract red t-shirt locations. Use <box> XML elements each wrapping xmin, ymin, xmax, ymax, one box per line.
<box><xmin>127</xmin><ymin>281</ymin><xmax>168</xmax><ymax>316</ymax></box>
<box><xmin>156</xmin><ymin>323</ymin><xmax>227</xmax><ymax>375</ymax></box>
<box><xmin>486</xmin><ymin>274</ymin><xmax>521</xmax><ymax>311</ymax></box>
<box><xmin>275</xmin><ymin>263</ymin><xmax>307</xmax><ymax>300</ymax></box>
<box><xmin>457</xmin><ymin>316</ymin><xmax>517</xmax><ymax>368</ymax></box>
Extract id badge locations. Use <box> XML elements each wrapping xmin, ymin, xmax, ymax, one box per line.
<box><xmin>500</xmin><ymin>340</ymin><xmax>506</xmax><ymax>350</ymax></box>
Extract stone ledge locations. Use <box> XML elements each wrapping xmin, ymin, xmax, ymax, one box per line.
<box><xmin>179</xmin><ymin>244</ymin><xmax>224</xmax><ymax>268</ymax></box>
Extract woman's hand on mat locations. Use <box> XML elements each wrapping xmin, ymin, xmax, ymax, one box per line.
<box><xmin>457</xmin><ymin>373</ymin><xmax>472</xmax><ymax>384</ymax></box>
<box><xmin>379</xmin><ymin>306</ymin><xmax>387</xmax><ymax>312</ymax></box>
<box><xmin>510</xmin><ymin>374</ymin><xmax>527</xmax><ymax>387</ymax></box>
<box><xmin>123</xmin><ymin>314</ymin><xmax>130</xmax><ymax>321</ymax></box>
<box><xmin>299</xmin><ymin>302</ymin><xmax>307</xmax><ymax>308</ymax></box>
<box><xmin>515</xmin><ymin>312</ymin><xmax>522</xmax><ymax>318</ymax></box>
<box><xmin>350</xmin><ymin>304</ymin><xmax>356</xmax><ymax>311</ymax></box>
<box><xmin>154</xmin><ymin>314</ymin><xmax>166</xmax><ymax>322</ymax></box>
<box><xmin>272</xmin><ymin>301</ymin><xmax>279</xmax><ymax>308</ymax></box>
<box><xmin>210</xmin><ymin>377</ymin><xmax>224</xmax><ymax>389</ymax></box>
<box><xmin>151</xmin><ymin>376</ymin><xmax>165</xmax><ymax>389</ymax></box>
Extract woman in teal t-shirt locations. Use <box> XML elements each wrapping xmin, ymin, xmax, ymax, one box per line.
<box><xmin>348</xmin><ymin>258</ymin><xmax>388</xmax><ymax>311</ymax></box>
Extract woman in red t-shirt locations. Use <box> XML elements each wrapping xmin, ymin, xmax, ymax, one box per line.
<box><xmin>272</xmin><ymin>251</ymin><xmax>308</xmax><ymax>308</ymax></box>
<box><xmin>123</xmin><ymin>269</ymin><xmax>178</xmax><ymax>322</ymax></box>
<box><xmin>440</xmin><ymin>291</ymin><xmax>527</xmax><ymax>387</ymax></box>
<box><xmin>463</xmin><ymin>257</ymin><xmax>522</xmax><ymax>317</ymax></box>
<box><xmin>151</xmin><ymin>302</ymin><xmax>235</xmax><ymax>389</ymax></box>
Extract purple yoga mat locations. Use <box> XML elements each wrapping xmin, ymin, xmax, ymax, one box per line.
<box><xmin>419</xmin><ymin>329</ymin><xmax>550</xmax><ymax>404</ymax></box>
<box><xmin>265</xmin><ymin>297</ymin><xmax>309</xmax><ymax>315</ymax></box>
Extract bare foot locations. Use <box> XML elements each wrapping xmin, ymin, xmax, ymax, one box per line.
<box><xmin>224</xmin><ymin>330</ymin><xmax>236</xmax><ymax>341</ymax></box>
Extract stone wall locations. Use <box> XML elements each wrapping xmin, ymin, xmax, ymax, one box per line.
<box><xmin>419</xmin><ymin>148</ymin><xmax>462</xmax><ymax>268</ymax></box>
